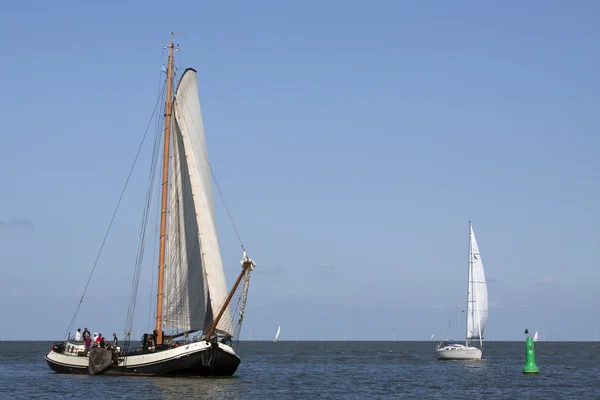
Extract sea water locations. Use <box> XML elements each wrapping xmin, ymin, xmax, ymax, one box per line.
<box><xmin>1</xmin><ymin>340</ymin><xmax>598</xmax><ymax>399</ymax></box>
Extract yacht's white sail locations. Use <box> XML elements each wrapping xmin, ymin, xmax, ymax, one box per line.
<box><xmin>466</xmin><ymin>224</ymin><xmax>488</xmax><ymax>343</ymax></box>
<box><xmin>164</xmin><ymin>68</ymin><xmax>230</xmax><ymax>335</ymax></box>
<box><xmin>274</xmin><ymin>326</ymin><xmax>281</xmax><ymax>342</ymax></box>
<box><xmin>533</xmin><ymin>331</ymin><xmax>539</xmax><ymax>342</ymax></box>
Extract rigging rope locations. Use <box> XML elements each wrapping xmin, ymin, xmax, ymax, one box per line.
<box><xmin>64</xmin><ymin>80</ymin><xmax>167</xmax><ymax>339</ymax></box>
<box><xmin>145</xmin><ymin>48</ymin><xmax>168</xmax><ymax>333</ymax></box>
<box><xmin>146</xmin><ymin>143</ymin><xmax>161</xmax><ymax>332</ymax></box>
<box><xmin>124</xmin><ymin>81</ymin><xmax>166</xmax><ymax>345</ymax></box>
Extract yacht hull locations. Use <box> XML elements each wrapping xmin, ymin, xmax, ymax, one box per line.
<box><xmin>46</xmin><ymin>341</ymin><xmax>240</xmax><ymax>376</ymax></box>
<box><xmin>435</xmin><ymin>345</ymin><xmax>482</xmax><ymax>360</ymax></box>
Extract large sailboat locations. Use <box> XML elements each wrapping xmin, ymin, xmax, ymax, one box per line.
<box><xmin>435</xmin><ymin>222</ymin><xmax>488</xmax><ymax>360</ymax></box>
<box><xmin>46</xmin><ymin>34</ymin><xmax>257</xmax><ymax>376</ymax></box>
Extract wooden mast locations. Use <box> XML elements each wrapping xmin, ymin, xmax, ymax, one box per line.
<box><xmin>155</xmin><ymin>33</ymin><xmax>179</xmax><ymax>345</ymax></box>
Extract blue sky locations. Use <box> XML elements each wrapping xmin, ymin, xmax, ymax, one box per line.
<box><xmin>0</xmin><ymin>0</ymin><xmax>598</xmax><ymax>341</ymax></box>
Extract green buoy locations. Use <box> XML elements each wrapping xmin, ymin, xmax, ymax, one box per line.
<box><xmin>522</xmin><ymin>329</ymin><xmax>540</xmax><ymax>374</ymax></box>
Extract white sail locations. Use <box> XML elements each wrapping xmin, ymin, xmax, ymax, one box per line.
<box><xmin>466</xmin><ymin>224</ymin><xmax>488</xmax><ymax>341</ymax></box>
<box><xmin>163</xmin><ymin>114</ymin><xmax>206</xmax><ymax>331</ymax></box>
<box><xmin>164</xmin><ymin>69</ymin><xmax>231</xmax><ymax>335</ymax></box>
<box><xmin>533</xmin><ymin>331</ymin><xmax>539</xmax><ymax>342</ymax></box>
<box><xmin>274</xmin><ymin>326</ymin><xmax>281</xmax><ymax>342</ymax></box>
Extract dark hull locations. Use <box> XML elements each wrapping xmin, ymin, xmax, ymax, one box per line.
<box><xmin>46</xmin><ymin>346</ymin><xmax>240</xmax><ymax>377</ymax></box>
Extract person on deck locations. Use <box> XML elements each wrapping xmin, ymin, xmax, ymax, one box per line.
<box><xmin>84</xmin><ymin>335</ymin><xmax>92</xmax><ymax>351</ymax></box>
<box><xmin>83</xmin><ymin>328</ymin><xmax>90</xmax><ymax>339</ymax></box>
<box><xmin>113</xmin><ymin>333</ymin><xmax>118</xmax><ymax>348</ymax></box>
<box><xmin>142</xmin><ymin>333</ymin><xmax>149</xmax><ymax>351</ymax></box>
<box><xmin>99</xmin><ymin>335</ymin><xmax>106</xmax><ymax>349</ymax></box>
<box><xmin>96</xmin><ymin>333</ymin><xmax>103</xmax><ymax>345</ymax></box>
<box><xmin>75</xmin><ymin>329</ymin><xmax>82</xmax><ymax>341</ymax></box>
<box><xmin>449</xmin><ymin>338</ymin><xmax>454</xmax><ymax>345</ymax></box>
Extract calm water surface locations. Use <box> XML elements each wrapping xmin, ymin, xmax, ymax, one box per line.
<box><xmin>1</xmin><ymin>341</ymin><xmax>599</xmax><ymax>399</ymax></box>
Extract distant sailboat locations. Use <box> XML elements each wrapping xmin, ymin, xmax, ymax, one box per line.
<box><xmin>436</xmin><ymin>222</ymin><xmax>489</xmax><ymax>361</ymax></box>
<box><xmin>430</xmin><ymin>333</ymin><xmax>435</xmax><ymax>341</ymax></box>
<box><xmin>533</xmin><ymin>331</ymin><xmax>539</xmax><ymax>342</ymax></box>
<box><xmin>273</xmin><ymin>326</ymin><xmax>281</xmax><ymax>343</ymax></box>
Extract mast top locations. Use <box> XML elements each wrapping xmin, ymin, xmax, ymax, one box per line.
<box><xmin>165</xmin><ymin>32</ymin><xmax>182</xmax><ymax>50</ymax></box>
